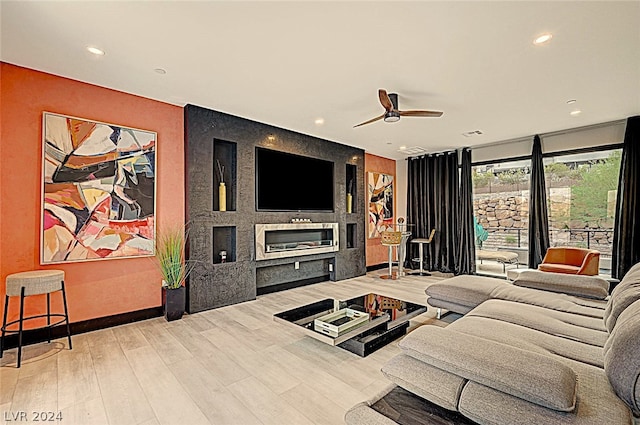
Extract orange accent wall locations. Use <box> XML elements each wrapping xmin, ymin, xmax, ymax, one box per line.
<box><xmin>365</xmin><ymin>153</ymin><xmax>397</xmax><ymax>267</ymax></box>
<box><xmin>0</xmin><ymin>63</ymin><xmax>184</xmax><ymax>323</ymax></box>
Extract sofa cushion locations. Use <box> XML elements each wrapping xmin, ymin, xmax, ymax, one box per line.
<box><xmin>538</xmin><ymin>263</ymin><xmax>581</xmax><ymax>274</ymax></box>
<box><xmin>398</xmin><ymin>325</ymin><xmax>577</xmax><ymax>411</ymax></box>
<box><xmin>448</xmin><ymin>315</ymin><xmax>604</xmax><ymax>369</ymax></box>
<box><xmin>604</xmin><ymin>299</ymin><xmax>640</xmax><ymax>416</ymax></box>
<box><xmin>459</xmin><ymin>366</ymin><xmax>631</xmax><ymax>425</ymax></box>
<box><xmin>512</xmin><ymin>269</ymin><xmax>610</xmax><ymax>300</ymax></box>
<box><xmin>467</xmin><ymin>299</ymin><xmax>608</xmax><ymax>347</ymax></box>
<box><xmin>603</xmin><ymin>264</ymin><xmax>640</xmax><ymax>332</ymax></box>
<box><xmin>381</xmin><ymin>354</ymin><xmax>466</xmax><ymax>411</ymax></box>
<box><xmin>425</xmin><ymin>275</ymin><xmax>503</xmax><ymax>310</ymax></box>
<box><xmin>491</xmin><ymin>284</ymin><xmax>607</xmax><ymax>318</ymax></box>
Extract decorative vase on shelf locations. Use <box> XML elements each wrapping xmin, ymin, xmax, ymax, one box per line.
<box><xmin>219</xmin><ymin>182</ymin><xmax>226</xmax><ymax>211</ymax></box>
<box><xmin>346</xmin><ymin>193</ymin><xmax>353</xmax><ymax>214</ymax></box>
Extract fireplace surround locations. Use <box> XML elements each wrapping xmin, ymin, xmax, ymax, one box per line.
<box><xmin>256</xmin><ymin>223</ymin><xmax>339</xmax><ymax>260</ymax></box>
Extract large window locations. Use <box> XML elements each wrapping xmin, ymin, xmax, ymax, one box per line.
<box><xmin>472</xmin><ymin>159</ymin><xmax>531</xmax><ymax>274</ymax></box>
<box><xmin>543</xmin><ymin>149</ymin><xmax>621</xmax><ymax>276</ymax></box>
<box><xmin>472</xmin><ymin>147</ymin><xmax>621</xmax><ymax>277</ymax></box>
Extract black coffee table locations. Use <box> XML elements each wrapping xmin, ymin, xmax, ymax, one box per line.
<box><xmin>274</xmin><ymin>293</ymin><xmax>427</xmax><ymax>357</ymax></box>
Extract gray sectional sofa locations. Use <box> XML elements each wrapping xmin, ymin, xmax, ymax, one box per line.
<box><xmin>346</xmin><ymin>263</ymin><xmax>640</xmax><ymax>425</ymax></box>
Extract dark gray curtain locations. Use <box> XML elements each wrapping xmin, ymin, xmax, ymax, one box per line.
<box><xmin>528</xmin><ymin>135</ymin><xmax>550</xmax><ymax>268</ymax></box>
<box><xmin>457</xmin><ymin>148</ymin><xmax>476</xmax><ymax>274</ymax></box>
<box><xmin>407</xmin><ymin>151</ymin><xmax>460</xmax><ymax>274</ymax></box>
<box><xmin>612</xmin><ymin>116</ymin><xmax>640</xmax><ymax>280</ymax></box>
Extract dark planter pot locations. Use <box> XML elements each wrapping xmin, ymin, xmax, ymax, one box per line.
<box><xmin>162</xmin><ymin>286</ymin><xmax>185</xmax><ymax>321</ymax></box>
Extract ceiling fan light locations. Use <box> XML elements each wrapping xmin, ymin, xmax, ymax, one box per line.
<box><xmin>384</xmin><ymin>111</ymin><xmax>400</xmax><ymax>123</ymax></box>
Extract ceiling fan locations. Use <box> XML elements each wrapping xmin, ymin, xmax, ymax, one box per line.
<box><xmin>354</xmin><ymin>89</ymin><xmax>443</xmax><ymax>128</ymax></box>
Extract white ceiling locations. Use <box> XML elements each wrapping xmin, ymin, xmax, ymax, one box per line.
<box><xmin>2</xmin><ymin>1</ymin><xmax>639</xmax><ymax>160</ymax></box>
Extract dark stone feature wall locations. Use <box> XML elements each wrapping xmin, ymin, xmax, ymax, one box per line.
<box><xmin>185</xmin><ymin>104</ymin><xmax>366</xmax><ymax>313</ymax></box>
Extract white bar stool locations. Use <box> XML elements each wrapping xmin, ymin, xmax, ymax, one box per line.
<box><xmin>410</xmin><ymin>229</ymin><xmax>436</xmax><ymax>276</ymax></box>
<box><xmin>1</xmin><ymin>270</ymin><xmax>72</xmax><ymax>367</ymax></box>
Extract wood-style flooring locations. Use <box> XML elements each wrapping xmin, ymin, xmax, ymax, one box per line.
<box><xmin>0</xmin><ymin>271</ymin><xmax>448</xmax><ymax>425</ymax></box>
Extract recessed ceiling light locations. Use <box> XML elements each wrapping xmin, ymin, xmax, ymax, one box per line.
<box><xmin>386</xmin><ymin>142</ymin><xmax>392</xmax><ymax>145</ymax></box>
<box><xmin>566</xmin><ymin>99</ymin><xmax>576</xmax><ymax>104</ymax></box>
<box><xmin>154</xmin><ymin>68</ymin><xmax>167</xmax><ymax>75</ymax></box>
<box><xmin>87</xmin><ymin>46</ymin><xmax>105</xmax><ymax>56</ymax></box>
<box><xmin>399</xmin><ymin>146</ymin><xmax>407</xmax><ymax>151</ymax></box>
<box><xmin>533</xmin><ymin>33</ymin><xmax>553</xmax><ymax>45</ymax></box>
<box><xmin>570</xmin><ymin>110</ymin><xmax>582</xmax><ymax>116</ymax></box>
<box><xmin>399</xmin><ymin>146</ymin><xmax>429</xmax><ymax>155</ymax></box>
<box><xmin>314</xmin><ymin>118</ymin><xmax>324</xmax><ymax>125</ymax></box>
<box><xmin>462</xmin><ymin>130</ymin><xmax>484</xmax><ymax>138</ymax></box>
<box><xmin>267</xmin><ymin>135</ymin><xmax>275</xmax><ymax>141</ymax></box>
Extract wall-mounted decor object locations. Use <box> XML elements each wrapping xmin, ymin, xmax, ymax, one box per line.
<box><xmin>41</xmin><ymin>112</ymin><xmax>157</xmax><ymax>264</ymax></box>
<box><xmin>346</xmin><ymin>177</ymin><xmax>354</xmax><ymax>214</ymax></box>
<box><xmin>368</xmin><ymin>172</ymin><xmax>394</xmax><ymax>238</ymax></box>
<box><xmin>216</xmin><ymin>159</ymin><xmax>226</xmax><ymax>211</ymax></box>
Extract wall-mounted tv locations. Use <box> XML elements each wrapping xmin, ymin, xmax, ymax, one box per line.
<box><xmin>256</xmin><ymin>147</ymin><xmax>334</xmax><ymax>212</ymax></box>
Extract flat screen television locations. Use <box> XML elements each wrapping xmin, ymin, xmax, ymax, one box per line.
<box><xmin>256</xmin><ymin>147</ymin><xmax>334</xmax><ymax>212</ymax></box>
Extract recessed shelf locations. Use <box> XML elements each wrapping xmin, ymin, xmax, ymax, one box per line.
<box><xmin>213</xmin><ymin>139</ymin><xmax>237</xmax><ymax>212</ymax></box>
<box><xmin>213</xmin><ymin>226</ymin><xmax>236</xmax><ymax>264</ymax></box>
<box><xmin>347</xmin><ymin>223</ymin><xmax>357</xmax><ymax>249</ymax></box>
<box><xmin>346</xmin><ymin>163</ymin><xmax>357</xmax><ymax>214</ymax></box>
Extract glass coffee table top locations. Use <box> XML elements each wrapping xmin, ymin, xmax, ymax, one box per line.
<box><xmin>273</xmin><ymin>293</ymin><xmax>427</xmax><ymax>354</ymax></box>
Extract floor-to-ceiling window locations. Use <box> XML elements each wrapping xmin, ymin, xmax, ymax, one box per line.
<box><xmin>543</xmin><ymin>148</ymin><xmax>622</xmax><ymax>276</ymax></box>
<box><xmin>472</xmin><ymin>148</ymin><xmax>622</xmax><ymax>277</ymax></box>
<box><xmin>472</xmin><ymin>159</ymin><xmax>531</xmax><ymax>275</ymax></box>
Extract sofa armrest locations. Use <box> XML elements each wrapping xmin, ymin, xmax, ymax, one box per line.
<box><xmin>578</xmin><ymin>251</ymin><xmax>600</xmax><ymax>275</ymax></box>
<box><xmin>398</xmin><ymin>325</ymin><xmax>577</xmax><ymax>412</ymax></box>
<box><xmin>513</xmin><ymin>269</ymin><xmax>609</xmax><ymax>299</ymax></box>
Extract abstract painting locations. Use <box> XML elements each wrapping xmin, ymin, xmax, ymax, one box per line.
<box><xmin>41</xmin><ymin>112</ymin><xmax>156</xmax><ymax>264</ymax></box>
<box><xmin>368</xmin><ymin>172</ymin><xmax>394</xmax><ymax>238</ymax></box>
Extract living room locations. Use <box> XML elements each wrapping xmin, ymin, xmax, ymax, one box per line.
<box><xmin>1</xmin><ymin>2</ymin><xmax>639</xmax><ymax>425</ymax></box>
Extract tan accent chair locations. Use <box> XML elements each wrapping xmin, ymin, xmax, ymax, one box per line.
<box><xmin>538</xmin><ymin>247</ymin><xmax>600</xmax><ymax>276</ymax></box>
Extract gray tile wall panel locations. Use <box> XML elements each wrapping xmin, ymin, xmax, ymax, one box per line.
<box><xmin>185</xmin><ymin>104</ymin><xmax>366</xmax><ymax>312</ymax></box>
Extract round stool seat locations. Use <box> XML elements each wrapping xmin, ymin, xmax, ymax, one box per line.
<box><xmin>411</xmin><ymin>238</ymin><xmax>431</xmax><ymax>244</ymax></box>
<box><xmin>381</xmin><ymin>231</ymin><xmax>402</xmax><ymax>246</ymax></box>
<box><xmin>6</xmin><ymin>270</ymin><xmax>64</xmax><ymax>297</ymax></box>
<box><xmin>2</xmin><ymin>269</ymin><xmax>71</xmax><ymax>367</ymax></box>
<box><xmin>380</xmin><ymin>231</ymin><xmax>403</xmax><ymax>280</ymax></box>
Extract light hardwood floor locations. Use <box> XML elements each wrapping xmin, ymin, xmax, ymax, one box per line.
<box><xmin>0</xmin><ymin>271</ymin><xmax>448</xmax><ymax>425</ymax></box>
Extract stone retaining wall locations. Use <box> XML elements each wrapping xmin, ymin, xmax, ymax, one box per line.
<box><xmin>473</xmin><ymin>190</ymin><xmax>614</xmax><ymax>256</ymax></box>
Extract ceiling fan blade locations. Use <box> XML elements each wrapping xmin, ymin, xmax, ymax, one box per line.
<box><xmin>398</xmin><ymin>110</ymin><xmax>444</xmax><ymax>117</ymax></box>
<box><xmin>353</xmin><ymin>113</ymin><xmax>385</xmax><ymax>128</ymax></box>
<box><xmin>378</xmin><ymin>89</ymin><xmax>394</xmax><ymax>111</ymax></box>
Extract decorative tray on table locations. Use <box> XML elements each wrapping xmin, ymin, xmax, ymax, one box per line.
<box><xmin>313</xmin><ymin>308</ymin><xmax>369</xmax><ymax>337</ymax></box>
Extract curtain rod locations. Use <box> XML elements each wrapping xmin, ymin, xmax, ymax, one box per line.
<box><xmin>470</xmin><ymin>118</ymin><xmax>626</xmax><ymax>151</ymax></box>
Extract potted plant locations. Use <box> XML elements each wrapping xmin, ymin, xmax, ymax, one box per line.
<box><xmin>156</xmin><ymin>224</ymin><xmax>193</xmax><ymax>321</ymax></box>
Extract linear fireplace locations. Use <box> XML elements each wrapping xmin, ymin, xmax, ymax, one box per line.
<box><xmin>255</xmin><ymin>223</ymin><xmax>339</xmax><ymax>260</ymax></box>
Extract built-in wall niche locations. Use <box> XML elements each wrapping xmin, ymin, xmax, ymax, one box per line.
<box><xmin>213</xmin><ymin>226</ymin><xmax>236</xmax><ymax>264</ymax></box>
<box><xmin>347</xmin><ymin>223</ymin><xmax>357</xmax><ymax>249</ymax></box>
<box><xmin>346</xmin><ymin>163</ymin><xmax>357</xmax><ymax>214</ymax></box>
<box><xmin>213</xmin><ymin>139</ymin><xmax>237</xmax><ymax>211</ymax></box>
